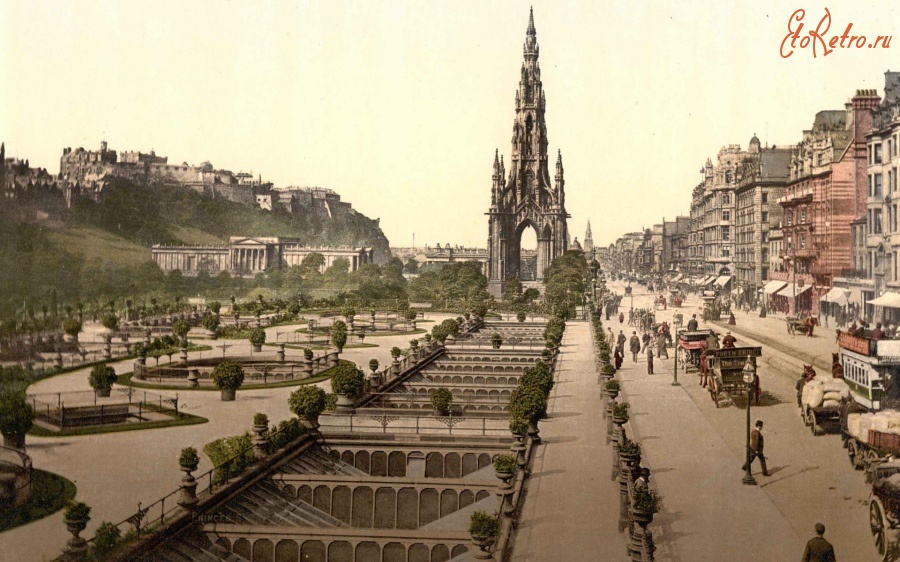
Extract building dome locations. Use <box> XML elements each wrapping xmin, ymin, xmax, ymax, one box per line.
<box><xmin>749</xmin><ymin>133</ymin><xmax>761</xmax><ymax>153</ymax></box>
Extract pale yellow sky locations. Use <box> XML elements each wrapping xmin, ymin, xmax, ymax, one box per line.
<box><xmin>2</xmin><ymin>0</ymin><xmax>899</xmax><ymax>249</ymax></box>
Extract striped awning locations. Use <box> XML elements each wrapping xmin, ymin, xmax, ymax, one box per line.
<box><xmin>774</xmin><ymin>283</ymin><xmax>811</xmax><ymax>299</ymax></box>
<box><xmin>869</xmin><ymin>292</ymin><xmax>900</xmax><ymax>308</ymax></box>
<box><xmin>762</xmin><ymin>280</ymin><xmax>787</xmax><ymax>295</ymax></box>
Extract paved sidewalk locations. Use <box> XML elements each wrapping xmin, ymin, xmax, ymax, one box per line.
<box><xmin>616</xmin><ymin>347</ymin><xmax>806</xmax><ymax>561</ymax></box>
<box><xmin>512</xmin><ymin>320</ymin><xmax>628</xmax><ymax>561</ymax></box>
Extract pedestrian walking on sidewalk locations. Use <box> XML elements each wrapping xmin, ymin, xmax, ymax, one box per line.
<box><xmin>619</xmin><ymin>312</ymin><xmax>625</xmax><ymax>324</ymax></box>
<box><xmin>656</xmin><ymin>332</ymin><xmax>669</xmax><ymax>359</ymax></box>
<box><xmin>629</xmin><ymin>331</ymin><xmax>641</xmax><ymax>363</ymax></box>
<box><xmin>646</xmin><ymin>347</ymin><xmax>654</xmax><ymax>374</ymax></box>
<box><xmin>728</xmin><ymin>311</ymin><xmax>736</xmax><ymax>325</ymax></box>
<box><xmin>614</xmin><ymin>347</ymin><xmax>624</xmax><ymax>370</ymax></box>
<box><xmin>742</xmin><ymin>420</ymin><xmax>769</xmax><ymax>476</ymax></box>
<box><xmin>801</xmin><ymin>523</ymin><xmax>836</xmax><ymax>562</ymax></box>
<box><xmin>641</xmin><ymin>332</ymin><xmax>651</xmax><ymax>354</ymax></box>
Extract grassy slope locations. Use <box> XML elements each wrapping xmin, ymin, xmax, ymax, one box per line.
<box><xmin>46</xmin><ymin>225</ymin><xmax>151</xmax><ymax>268</ymax></box>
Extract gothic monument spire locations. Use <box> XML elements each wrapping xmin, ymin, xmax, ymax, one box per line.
<box><xmin>487</xmin><ymin>8</ymin><xmax>570</xmax><ymax>292</ymax></box>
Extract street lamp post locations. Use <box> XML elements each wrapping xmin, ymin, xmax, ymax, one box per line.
<box><xmin>742</xmin><ymin>355</ymin><xmax>758</xmax><ymax>485</ymax></box>
<box><xmin>672</xmin><ymin>326</ymin><xmax>680</xmax><ymax>386</ymax></box>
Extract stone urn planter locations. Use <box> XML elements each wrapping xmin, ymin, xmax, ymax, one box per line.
<box><xmin>629</xmin><ymin>506</ymin><xmax>653</xmax><ymax>525</ymax></box>
<box><xmin>470</xmin><ymin>536</ymin><xmax>495</xmax><ymax>560</ymax></box>
<box><xmin>335</xmin><ymin>394</ymin><xmax>355</xmax><ymax>414</ymax></box>
<box><xmin>220</xmin><ymin>388</ymin><xmax>237</xmax><ymax>402</ymax></box>
<box><xmin>63</xmin><ymin>516</ymin><xmax>90</xmax><ymax>560</ymax></box>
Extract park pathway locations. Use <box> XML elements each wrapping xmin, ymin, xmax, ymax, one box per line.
<box><xmin>512</xmin><ymin>320</ymin><xmax>628</xmax><ymax>561</ymax></box>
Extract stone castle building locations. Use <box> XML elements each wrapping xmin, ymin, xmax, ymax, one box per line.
<box><xmin>487</xmin><ymin>9</ymin><xmax>569</xmax><ymax>292</ymax></box>
<box><xmin>152</xmin><ymin>237</ymin><xmax>373</xmax><ymax>277</ymax></box>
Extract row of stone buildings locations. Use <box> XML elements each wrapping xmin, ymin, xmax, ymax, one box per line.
<box><xmin>152</xmin><ymin>237</ymin><xmax>374</xmax><ymax>277</ymax></box>
<box><xmin>608</xmin><ymin>71</ymin><xmax>900</xmax><ymax>322</ymax></box>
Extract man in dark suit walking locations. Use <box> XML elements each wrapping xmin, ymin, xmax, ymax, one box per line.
<box><xmin>741</xmin><ymin>420</ymin><xmax>769</xmax><ymax>476</ymax></box>
<box><xmin>801</xmin><ymin>523</ymin><xmax>835</xmax><ymax>561</ymax></box>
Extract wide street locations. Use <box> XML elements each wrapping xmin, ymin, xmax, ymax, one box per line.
<box><xmin>1</xmin><ymin>312</ymin><xmax>457</xmax><ymax>562</ymax></box>
<box><xmin>606</xmin><ymin>280</ymin><xmax>877</xmax><ymax>561</ymax></box>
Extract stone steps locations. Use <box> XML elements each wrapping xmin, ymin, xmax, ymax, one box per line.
<box><xmin>219</xmin><ymin>482</ymin><xmax>341</xmax><ymax>527</ymax></box>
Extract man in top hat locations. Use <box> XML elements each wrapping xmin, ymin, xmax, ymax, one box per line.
<box><xmin>742</xmin><ymin>419</ymin><xmax>769</xmax><ymax>476</ymax></box>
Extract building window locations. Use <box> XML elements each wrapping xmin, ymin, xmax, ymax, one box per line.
<box><xmin>890</xmin><ymin>139</ymin><xmax>894</xmax><ymax>161</ymax></box>
<box><xmin>875</xmin><ymin>208</ymin><xmax>884</xmax><ymax>234</ymax></box>
<box><xmin>761</xmin><ymin>211</ymin><xmax>769</xmax><ymax>223</ymax></box>
<box><xmin>894</xmin><ymin>204</ymin><xmax>898</xmax><ymax>232</ymax></box>
<box><xmin>722</xmin><ymin>227</ymin><xmax>730</xmax><ymax>241</ymax></box>
<box><xmin>762</xmin><ymin>192</ymin><xmax>768</xmax><ymax>204</ymax></box>
<box><xmin>762</xmin><ymin>231</ymin><xmax>769</xmax><ymax>243</ymax></box>
<box><xmin>876</xmin><ymin>173</ymin><xmax>884</xmax><ymax>197</ymax></box>
<box><xmin>787</xmin><ymin>235</ymin><xmax>793</xmax><ymax>250</ymax></box>
<box><xmin>800</xmin><ymin>234</ymin><xmax>807</xmax><ymax>249</ymax></box>
<box><xmin>876</xmin><ymin>143</ymin><xmax>884</xmax><ymax>164</ymax></box>
<box><xmin>800</xmin><ymin>209</ymin><xmax>806</xmax><ymax>223</ymax></box>
<box><xmin>723</xmin><ymin>194</ymin><xmax>731</xmax><ymax>204</ymax></box>
<box><xmin>787</xmin><ymin>212</ymin><xmax>793</xmax><ymax>226</ymax></box>
<box><xmin>870</xmin><ymin>175</ymin><xmax>875</xmax><ymax>197</ymax></box>
<box><xmin>723</xmin><ymin>211</ymin><xmax>730</xmax><ymax>221</ymax></box>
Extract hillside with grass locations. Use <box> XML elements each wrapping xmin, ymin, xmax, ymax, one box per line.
<box><xmin>0</xmin><ymin>176</ymin><xmax>391</xmax><ymax>321</ymax></box>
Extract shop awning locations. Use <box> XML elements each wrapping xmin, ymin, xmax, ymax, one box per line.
<box><xmin>819</xmin><ymin>287</ymin><xmax>849</xmax><ymax>306</ymax></box>
<box><xmin>699</xmin><ymin>276</ymin><xmax>715</xmax><ymax>285</ymax></box>
<box><xmin>868</xmin><ymin>292</ymin><xmax>900</xmax><ymax>308</ymax></box>
<box><xmin>762</xmin><ymin>280</ymin><xmax>787</xmax><ymax>295</ymax></box>
<box><xmin>715</xmin><ymin>276</ymin><xmax>732</xmax><ymax>287</ymax></box>
<box><xmin>774</xmin><ymin>283</ymin><xmax>812</xmax><ymax>299</ymax></box>
<box><xmin>671</xmin><ymin>273</ymin><xmax>683</xmax><ymax>282</ymax></box>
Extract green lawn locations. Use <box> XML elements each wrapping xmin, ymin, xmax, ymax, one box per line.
<box><xmin>28</xmin><ymin>408</ymin><xmax>208</xmax><ymax>438</ymax></box>
<box><xmin>0</xmin><ymin>469</ymin><xmax>76</xmax><ymax>533</ymax></box>
<box><xmin>47</xmin><ymin>225</ymin><xmax>151</xmax><ymax>268</ymax></box>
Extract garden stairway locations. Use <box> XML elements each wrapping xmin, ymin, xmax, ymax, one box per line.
<box><xmin>215</xmin><ymin>481</ymin><xmax>342</xmax><ymax>527</ymax></box>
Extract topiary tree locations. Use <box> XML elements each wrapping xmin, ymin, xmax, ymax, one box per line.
<box><xmin>493</xmin><ymin>453</ymin><xmax>517</xmax><ymax>475</ymax></box>
<box><xmin>516</xmin><ymin>311</ymin><xmax>527</xmax><ymax>323</ymax></box>
<box><xmin>330</xmin><ymin>363</ymin><xmax>366</xmax><ymax>399</ymax></box>
<box><xmin>63</xmin><ymin>318</ymin><xmax>83</xmax><ymax>342</ymax></box>
<box><xmin>0</xmin><ymin>393</ymin><xmax>33</xmax><ymax>449</ymax></box>
<box><xmin>521</xmin><ymin>361</ymin><xmax>554</xmax><ymax>396</ymax></box>
<box><xmin>249</xmin><ymin>327</ymin><xmax>266</xmax><ymax>351</ymax></box>
<box><xmin>172</xmin><ymin>318</ymin><xmax>191</xmax><ymax>343</ymax></box>
<box><xmin>491</xmin><ymin>333</ymin><xmax>503</xmax><ymax>349</ymax></box>
<box><xmin>207</xmin><ymin>301</ymin><xmax>222</xmax><ymax>316</ymax></box>
<box><xmin>303</xmin><ymin>348</ymin><xmax>314</xmax><ymax>361</ymax></box>
<box><xmin>288</xmin><ymin>385</ymin><xmax>327</xmax><ymax>423</ymax></box>
<box><xmin>331</xmin><ymin>321</ymin><xmax>348</xmax><ymax>352</ymax></box>
<box><xmin>405</xmin><ymin>309</ymin><xmax>418</xmax><ymax>322</ymax></box>
<box><xmin>88</xmin><ymin>363</ymin><xmax>118</xmax><ymax>396</ymax></box>
<box><xmin>179</xmin><ymin>447</ymin><xmax>199</xmax><ymax>470</ymax></box>
<box><xmin>342</xmin><ymin>306</ymin><xmax>356</xmax><ymax>322</ymax></box>
<box><xmin>509</xmin><ymin>384</ymin><xmax>547</xmax><ymax>425</ymax></box>
<box><xmin>469</xmin><ymin>510</ymin><xmax>499</xmax><ymax>540</ymax></box>
<box><xmin>509</xmin><ymin>418</ymin><xmax>529</xmax><ymax>436</ymax></box>
<box><xmin>472</xmin><ymin>304</ymin><xmax>489</xmax><ymax>319</ymax></box>
<box><xmin>390</xmin><ymin>346</ymin><xmax>403</xmax><ymax>359</ymax></box>
<box><xmin>100</xmin><ymin>313</ymin><xmax>119</xmax><ymax>332</ymax></box>
<box><xmin>211</xmin><ymin>361</ymin><xmax>244</xmax><ymax>401</ymax></box>
<box><xmin>430</xmin><ymin>387</ymin><xmax>453</xmax><ymax>416</ymax></box>
<box><xmin>202</xmin><ymin>314</ymin><xmax>220</xmax><ymax>334</ymax></box>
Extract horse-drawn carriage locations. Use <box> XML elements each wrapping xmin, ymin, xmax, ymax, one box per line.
<box><xmin>655</xmin><ymin>294</ymin><xmax>667</xmax><ymax>310</ymax></box>
<box><xmin>676</xmin><ymin>330</ymin><xmax>717</xmax><ymax>373</ymax></box>
<box><xmin>707</xmin><ymin>346</ymin><xmax>763</xmax><ymax>408</ymax></box>
<box><xmin>868</xmin><ymin>461</ymin><xmax>900</xmax><ymax>560</ymax></box>
<box><xmin>669</xmin><ymin>291</ymin><xmax>683</xmax><ymax>308</ymax></box>
<box><xmin>786</xmin><ymin>314</ymin><xmax>818</xmax><ymax>335</ymax></box>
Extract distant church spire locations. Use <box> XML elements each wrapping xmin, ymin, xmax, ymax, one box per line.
<box><xmin>585</xmin><ymin>219</ymin><xmax>592</xmax><ymax>239</ymax></box>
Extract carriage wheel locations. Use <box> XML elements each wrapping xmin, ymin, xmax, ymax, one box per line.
<box><xmin>801</xmin><ymin>406</ymin><xmax>810</xmax><ymax>426</ymax></box>
<box><xmin>710</xmin><ymin>379</ymin><xmax>720</xmax><ymax>408</ymax></box>
<box><xmin>810</xmin><ymin>411</ymin><xmax>821</xmax><ymax>436</ymax></box>
<box><xmin>871</xmin><ymin>497</ymin><xmax>893</xmax><ymax>561</ymax></box>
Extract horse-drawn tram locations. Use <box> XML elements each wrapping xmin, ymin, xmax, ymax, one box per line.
<box><xmin>707</xmin><ymin>346</ymin><xmax>763</xmax><ymax>407</ymax></box>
